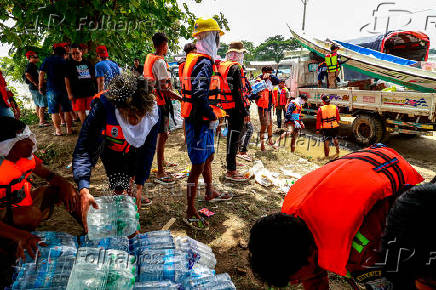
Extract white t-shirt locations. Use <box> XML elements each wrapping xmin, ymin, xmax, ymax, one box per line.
<box><xmin>152</xmin><ymin>59</ymin><xmax>171</xmax><ymax>82</ymax></box>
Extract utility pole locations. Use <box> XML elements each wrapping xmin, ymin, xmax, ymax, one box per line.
<box><xmin>301</xmin><ymin>0</ymin><xmax>308</xmax><ymax>31</ymax></box>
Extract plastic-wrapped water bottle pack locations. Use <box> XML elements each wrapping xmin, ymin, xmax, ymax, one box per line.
<box><xmin>9</xmin><ymin>229</ymin><xmax>236</xmax><ymax>289</ymax></box>
<box><xmin>10</xmin><ymin>231</ymin><xmax>78</xmax><ymax>289</ymax></box>
<box><xmin>87</xmin><ymin>195</ymin><xmax>140</xmax><ymax>240</ymax></box>
<box><xmin>131</xmin><ymin>230</ymin><xmax>236</xmax><ymax>290</ymax></box>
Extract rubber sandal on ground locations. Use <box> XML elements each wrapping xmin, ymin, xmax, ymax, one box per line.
<box><xmin>154</xmin><ymin>176</ymin><xmax>176</xmax><ymax>185</ymax></box>
<box><xmin>53</xmin><ymin>132</ymin><xmax>63</xmax><ymax>136</ymax></box>
<box><xmin>237</xmin><ymin>154</ymin><xmax>252</xmax><ymax>162</ymax></box>
<box><xmin>225</xmin><ymin>173</ymin><xmax>249</xmax><ymax>182</ymax></box>
<box><xmin>236</xmin><ymin>162</ymin><xmax>246</xmax><ymax>167</ymax></box>
<box><xmin>141</xmin><ymin>197</ymin><xmax>152</xmax><ymax>206</ymax></box>
<box><xmin>164</xmin><ymin>162</ymin><xmax>178</xmax><ymax>168</ymax></box>
<box><xmin>207</xmin><ymin>192</ymin><xmax>233</xmax><ymax>203</ymax></box>
<box><xmin>183</xmin><ymin>217</ymin><xmax>209</xmax><ymax>231</ymax></box>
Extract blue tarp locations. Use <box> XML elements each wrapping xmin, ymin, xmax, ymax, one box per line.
<box><xmin>334</xmin><ymin>40</ymin><xmax>417</xmax><ymax>66</ymax></box>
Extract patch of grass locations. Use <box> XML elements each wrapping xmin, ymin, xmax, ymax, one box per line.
<box><xmin>20</xmin><ymin>108</ymin><xmax>39</xmax><ymax>125</ymax></box>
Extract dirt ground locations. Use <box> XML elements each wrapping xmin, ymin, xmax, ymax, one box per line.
<box><xmin>30</xmin><ymin>107</ymin><xmax>436</xmax><ymax>290</ymax></box>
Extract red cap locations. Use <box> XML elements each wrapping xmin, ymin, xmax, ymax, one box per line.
<box><xmin>53</xmin><ymin>42</ymin><xmax>68</xmax><ymax>49</ymax></box>
<box><xmin>96</xmin><ymin>45</ymin><xmax>109</xmax><ymax>58</ymax></box>
<box><xmin>26</xmin><ymin>50</ymin><xmax>37</xmax><ymax>60</ymax></box>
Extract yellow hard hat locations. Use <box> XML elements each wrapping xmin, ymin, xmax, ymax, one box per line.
<box><xmin>192</xmin><ymin>18</ymin><xmax>224</xmax><ymax>38</ymax></box>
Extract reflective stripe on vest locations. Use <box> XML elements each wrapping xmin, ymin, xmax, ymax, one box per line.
<box><xmin>93</xmin><ymin>93</ymin><xmax>131</xmax><ymax>153</ymax></box>
<box><xmin>0</xmin><ymin>157</ymin><xmax>36</xmax><ymax>208</ymax></box>
<box><xmin>281</xmin><ymin>145</ymin><xmax>423</xmax><ymax>276</ymax></box>
<box><xmin>325</xmin><ymin>53</ymin><xmax>341</xmax><ymax>72</ymax></box>
<box><xmin>217</xmin><ymin>60</ymin><xmax>241</xmax><ymax>111</ymax></box>
<box><xmin>320</xmin><ymin>104</ymin><xmax>339</xmax><ymax>129</ymax></box>
<box><xmin>144</xmin><ymin>54</ymin><xmax>167</xmax><ymax>106</ymax></box>
<box><xmin>181</xmin><ymin>53</ymin><xmax>224</xmax><ymax>120</ymax></box>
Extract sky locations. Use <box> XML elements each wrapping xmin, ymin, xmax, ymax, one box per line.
<box><xmin>0</xmin><ymin>0</ymin><xmax>435</xmax><ymax>57</ymax></box>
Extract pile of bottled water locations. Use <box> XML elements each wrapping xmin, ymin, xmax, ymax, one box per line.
<box><xmin>87</xmin><ymin>195</ymin><xmax>140</xmax><ymax>240</ymax></box>
<box><xmin>10</xmin><ymin>231</ymin><xmax>78</xmax><ymax>289</ymax></box>
<box><xmin>130</xmin><ymin>230</ymin><xmax>235</xmax><ymax>289</ymax></box>
<box><xmin>8</xmin><ymin>226</ymin><xmax>235</xmax><ymax>288</ymax></box>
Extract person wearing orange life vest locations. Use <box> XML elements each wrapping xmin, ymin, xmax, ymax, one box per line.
<box><xmin>178</xmin><ymin>43</ymin><xmax>197</xmax><ymax>144</ymax></box>
<box><xmin>143</xmin><ymin>32</ymin><xmax>182</xmax><ymax>186</ymax></box>
<box><xmin>220</xmin><ymin>41</ymin><xmax>250</xmax><ymax>182</ymax></box>
<box><xmin>272</xmin><ymin>80</ymin><xmax>290</xmax><ymax>129</ymax></box>
<box><xmin>181</xmin><ymin>18</ymin><xmax>232</xmax><ymax>230</ymax></box>
<box><xmin>257</xmin><ymin>66</ymin><xmax>280</xmax><ymax>151</ymax></box>
<box><xmin>73</xmin><ymin>73</ymin><xmax>159</xmax><ymax>230</ymax></box>
<box><xmin>0</xmin><ymin>117</ymin><xmax>80</xmax><ymax>265</ymax></box>
<box><xmin>273</xmin><ymin>94</ymin><xmax>307</xmax><ymax>152</ymax></box>
<box><xmin>316</xmin><ymin>95</ymin><xmax>341</xmax><ymax>158</ymax></box>
<box><xmin>249</xmin><ymin>144</ymin><xmax>425</xmax><ymax>289</ymax></box>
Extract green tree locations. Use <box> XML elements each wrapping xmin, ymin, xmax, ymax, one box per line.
<box><xmin>217</xmin><ymin>42</ymin><xmax>229</xmax><ymax>59</ymax></box>
<box><xmin>254</xmin><ymin>35</ymin><xmax>300</xmax><ymax>64</ymax></box>
<box><xmin>241</xmin><ymin>40</ymin><xmax>255</xmax><ymax>62</ymax></box>
<box><xmin>0</xmin><ymin>0</ymin><xmax>228</xmax><ymax>81</ymax></box>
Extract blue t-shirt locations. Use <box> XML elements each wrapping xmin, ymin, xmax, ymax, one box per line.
<box><xmin>40</xmin><ymin>55</ymin><xmax>66</xmax><ymax>93</ymax></box>
<box><xmin>95</xmin><ymin>60</ymin><xmax>120</xmax><ymax>88</ymax></box>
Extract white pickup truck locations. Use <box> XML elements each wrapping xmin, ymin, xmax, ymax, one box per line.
<box><xmin>288</xmin><ymin>59</ymin><xmax>436</xmax><ymax>145</ymax></box>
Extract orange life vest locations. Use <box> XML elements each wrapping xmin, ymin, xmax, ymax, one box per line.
<box><xmin>178</xmin><ymin>62</ymin><xmax>185</xmax><ymax>84</ymax></box>
<box><xmin>256</xmin><ymin>89</ymin><xmax>269</xmax><ymax>109</ymax></box>
<box><xmin>181</xmin><ymin>53</ymin><xmax>224</xmax><ymax>120</ymax></box>
<box><xmin>0</xmin><ymin>157</ymin><xmax>36</xmax><ymax>209</ymax></box>
<box><xmin>143</xmin><ymin>54</ymin><xmax>169</xmax><ymax>106</ymax></box>
<box><xmin>93</xmin><ymin>92</ymin><xmax>130</xmax><ymax>153</ymax></box>
<box><xmin>217</xmin><ymin>60</ymin><xmax>242</xmax><ymax>111</ymax></box>
<box><xmin>320</xmin><ymin>104</ymin><xmax>339</xmax><ymax>129</ymax></box>
<box><xmin>281</xmin><ymin>144</ymin><xmax>424</xmax><ymax>276</ymax></box>
<box><xmin>273</xmin><ymin>87</ymin><xmax>288</xmax><ymax>107</ymax></box>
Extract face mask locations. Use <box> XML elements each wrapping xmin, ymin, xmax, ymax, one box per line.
<box><xmin>196</xmin><ymin>31</ymin><xmax>219</xmax><ymax>60</ymax></box>
<box><xmin>0</xmin><ymin>126</ymin><xmax>37</xmax><ymax>159</ymax></box>
<box><xmin>226</xmin><ymin>52</ymin><xmax>244</xmax><ymax>63</ymax></box>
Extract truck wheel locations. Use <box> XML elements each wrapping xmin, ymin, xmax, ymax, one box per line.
<box><xmin>352</xmin><ymin>115</ymin><xmax>385</xmax><ymax>145</ymax></box>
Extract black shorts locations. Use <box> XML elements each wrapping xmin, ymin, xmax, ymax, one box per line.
<box><xmin>321</xmin><ymin>127</ymin><xmax>339</xmax><ymax>140</ymax></box>
<box><xmin>101</xmin><ymin>148</ymin><xmax>137</xmax><ymax>191</ymax></box>
<box><xmin>158</xmin><ymin>105</ymin><xmax>170</xmax><ymax>134</ymax></box>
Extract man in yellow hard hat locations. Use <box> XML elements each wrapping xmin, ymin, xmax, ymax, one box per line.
<box><xmin>181</xmin><ymin>18</ymin><xmax>233</xmax><ymax>230</ymax></box>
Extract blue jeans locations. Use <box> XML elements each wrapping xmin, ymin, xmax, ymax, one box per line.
<box><xmin>30</xmin><ymin>89</ymin><xmax>48</xmax><ymax>107</ymax></box>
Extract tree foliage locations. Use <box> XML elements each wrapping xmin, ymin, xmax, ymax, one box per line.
<box><xmin>254</xmin><ymin>35</ymin><xmax>300</xmax><ymax>63</ymax></box>
<box><xmin>0</xmin><ymin>0</ymin><xmax>229</xmax><ymax>81</ymax></box>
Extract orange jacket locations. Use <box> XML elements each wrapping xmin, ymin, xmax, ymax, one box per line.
<box><xmin>143</xmin><ymin>54</ymin><xmax>168</xmax><ymax>106</ymax></box>
<box><xmin>0</xmin><ymin>156</ymin><xmax>38</xmax><ymax>209</ymax></box>
<box><xmin>318</xmin><ymin>104</ymin><xmax>339</xmax><ymax>129</ymax></box>
<box><xmin>217</xmin><ymin>60</ymin><xmax>242</xmax><ymax>111</ymax></box>
<box><xmin>273</xmin><ymin>87</ymin><xmax>288</xmax><ymax>107</ymax></box>
<box><xmin>281</xmin><ymin>145</ymin><xmax>423</xmax><ymax>276</ymax></box>
<box><xmin>256</xmin><ymin>89</ymin><xmax>269</xmax><ymax>109</ymax></box>
<box><xmin>181</xmin><ymin>53</ymin><xmax>224</xmax><ymax>120</ymax></box>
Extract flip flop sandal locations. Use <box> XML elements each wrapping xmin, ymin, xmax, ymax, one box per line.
<box><xmin>154</xmin><ymin>176</ymin><xmax>176</xmax><ymax>185</ymax></box>
<box><xmin>225</xmin><ymin>173</ymin><xmax>249</xmax><ymax>182</ymax></box>
<box><xmin>236</xmin><ymin>162</ymin><xmax>246</xmax><ymax>167</ymax></box>
<box><xmin>207</xmin><ymin>192</ymin><xmax>234</xmax><ymax>203</ymax></box>
<box><xmin>141</xmin><ymin>197</ymin><xmax>152</xmax><ymax>206</ymax></box>
<box><xmin>237</xmin><ymin>154</ymin><xmax>253</xmax><ymax>162</ymax></box>
<box><xmin>53</xmin><ymin>132</ymin><xmax>63</xmax><ymax>136</ymax></box>
<box><xmin>164</xmin><ymin>162</ymin><xmax>178</xmax><ymax>168</ymax></box>
<box><xmin>183</xmin><ymin>217</ymin><xmax>209</xmax><ymax>231</ymax></box>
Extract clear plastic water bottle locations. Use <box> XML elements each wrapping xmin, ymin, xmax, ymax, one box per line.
<box><xmin>184</xmin><ymin>273</ymin><xmax>235</xmax><ymax>290</ymax></box>
<box><xmin>87</xmin><ymin>195</ymin><xmax>139</xmax><ymax>240</ymax></box>
<box><xmin>134</xmin><ymin>281</ymin><xmax>180</xmax><ymax>289</ymax></box>
<box><xmin>175</xmin><ymin>237</ymin><xmax>216</xmax><ymax>269</ymax></box>
<box><xmin>138</xmin><ymin>259</ymin><xmax>189</xmax><ymax>283</ymax></box>
<box><xmin>66</xmin><ymin>263</ymin><xmax>108</xmax><ymax>290</ymax></box>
